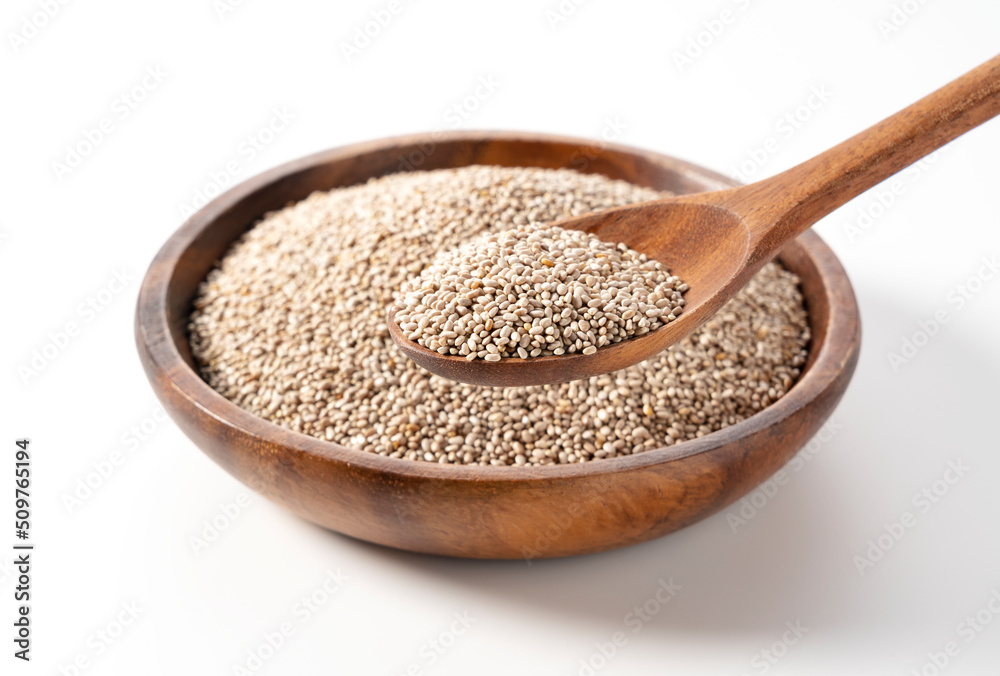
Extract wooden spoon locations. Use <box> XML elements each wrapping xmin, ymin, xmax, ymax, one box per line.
<box><xmin>390</xmin><ymin>54</ymin><xmax>1000</xmax><ymax>387</ymax></box>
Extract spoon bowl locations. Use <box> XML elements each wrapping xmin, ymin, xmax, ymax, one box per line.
<box><xmin>389</xmin><ymin>200</ymin><xmax>752</xmax><ymax>386</ymax></box>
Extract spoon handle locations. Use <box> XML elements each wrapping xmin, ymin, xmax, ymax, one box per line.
<box><xmin>725</xmin><ymin>53</ymin><xmax>1000</xmax><ymax>257</ymax></box>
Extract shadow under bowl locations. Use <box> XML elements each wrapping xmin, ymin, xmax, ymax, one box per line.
<box><xmin>135</xmin><ymin>131</ymin><xmax>861</xmax><ymax>559</ymax></box>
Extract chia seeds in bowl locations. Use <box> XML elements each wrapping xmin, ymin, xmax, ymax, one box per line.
<box><xmin>188</xmin><ymin>165</ymin><xmax>809</xmax><ymax>467</ymax></box>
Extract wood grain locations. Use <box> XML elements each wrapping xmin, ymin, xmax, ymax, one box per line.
<box><xmin>135</xmin><ymin>131</ymin><xmax>860</xmax><ymax>559</ymax></box>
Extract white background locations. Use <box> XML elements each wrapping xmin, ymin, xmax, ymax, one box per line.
<box><xmin>2</xmin><ymin>0</ymin><xmax>999</xmax><ymax>674</ymax></box>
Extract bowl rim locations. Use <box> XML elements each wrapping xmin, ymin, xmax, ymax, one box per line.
<box><xmin>136</xmin><ymin>130</ymin><xmax>859</xmax><ymax>484</ymax></box>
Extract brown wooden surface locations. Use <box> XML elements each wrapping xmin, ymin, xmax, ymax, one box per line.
<box><xmin>135</xmin><ymin>131</ymin><xmax>860</xmax><ymax>559</ymax></box>
<box><xmin>391</xmin><ymin>53</ymin><xmax>1000</xmax><ymax>388</ymax></box>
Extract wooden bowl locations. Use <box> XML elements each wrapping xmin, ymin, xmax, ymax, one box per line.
<box><xmin>136</xmin><ymin>131</ymin><xmax>860</xmax><ymax>559</ymax></box>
